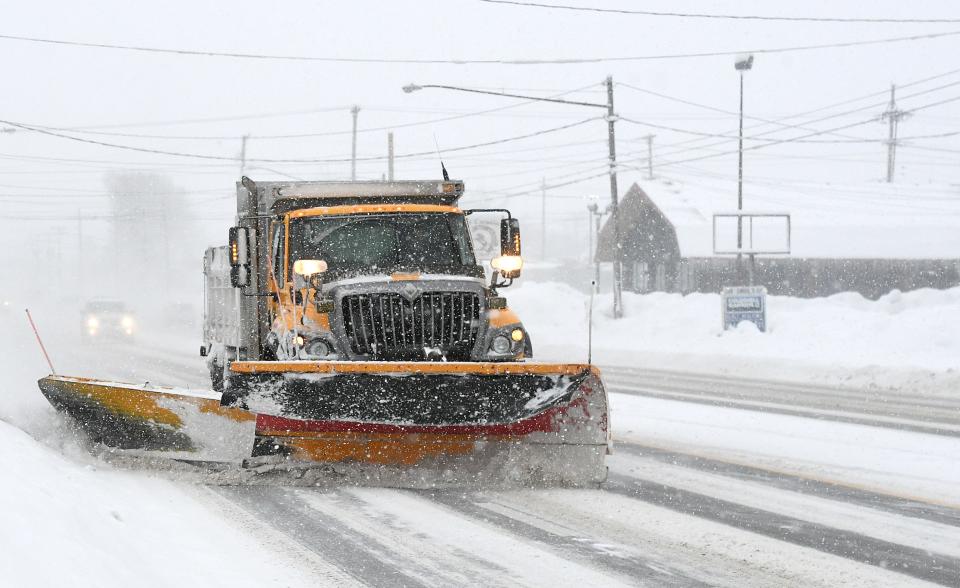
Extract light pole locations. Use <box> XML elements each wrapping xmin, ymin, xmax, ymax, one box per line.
<box><xmin>587</xmin><ymin>200</ymin><xmax>604</xmax><ymax>293</ymax></box>
<box><xmin>403</xmin><ymin>80</ymin><xmax>624</xmax><ymax>317</ymax></box>
<box><xmin>735</xmin><ymin>54</ymin><xmax>754</xmax><ymax>283</ymax></box>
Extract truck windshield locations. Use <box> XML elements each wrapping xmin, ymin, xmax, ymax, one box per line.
<box><xmin>289</xmin><ymin>213</ymin><xmax>480</xmax><ymax>279</ymax></box>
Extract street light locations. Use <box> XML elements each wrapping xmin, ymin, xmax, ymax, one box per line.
<box><xmin>735</xmin><ymin>54</ymin><xmax>753</xmax><ymax>283</ymax></box>
<box><xmin>403</xmin><ymin>80</ymin><xmax>625</xmax><ymax>317</ymax></box>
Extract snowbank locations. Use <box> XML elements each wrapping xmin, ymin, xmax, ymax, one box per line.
<box><xmin>0</xmin><ymin>313</ymin><xmax>321</xmax><ymax>588</ymax></box>
<box><xmin>0</xmin><ymin>420</ymin><xmax>321</xmax><ymax>588</ymax></box>
<box><xmin>509</xmin><ymin>281</ymin><xmax>960</xmax><ymax>385</ymax></box>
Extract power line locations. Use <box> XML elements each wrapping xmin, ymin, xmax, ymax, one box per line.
<box><xmin>617</xmin><ymin>82</ymin><xmax>871</xmax><ymax>141</ymax></box>
<box><xmin>25</xmin><ymin>84</ymin><xmax>600</xmax><ymax>141</ymax></box>
<box><xmin>632</xmin><ymin>67</ymin><xmax>960</xmax><ymax>158</ymax></box>
<box><xmin>641</xmin><ymin>94</ymin><xmax>960</xmax><ymax>171</ymax></box>
<box><xmin>619</xmin><ymin>116</ymin><xmax>960</xmax><ymax>144</ymax></box>
<box><xmin>653</xmin><ymin>168</ymin><xmax>960</xmax><ymax>215</ymax></box>
<box><xmin>902</xmin><ymin>144</ymin><xmax>960</xmax><ymax>155</ymax></box>
<box><xmin>0</xmin><ymin>29</ymin><xmax>958</xmax><ymax>65</ymax></box>
<box><xmin>0</xmin><ymin>116</ymin><xmax>599</xmax><ymax>163</ymax></box>
<box><xmin>477</xmin><ymin>0</ymin><xmax>960</xmax><ymax>23</ymax></box>
<box><xmin>59</xmin><ymin>106</ymin><xmax>353</xmax><ymax>131</ymax></box>
<box><xmin>647</xmin><ymin>78</ymin><xmax>960</xmax><ymax>160</ymax></box>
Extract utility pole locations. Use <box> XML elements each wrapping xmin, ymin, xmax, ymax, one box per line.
<box><xmin>644</xmin><ymin>134</ymin><xmax>655</xmax><ymax>180</ymax></box>
<box><xmin>881</xmin><ymin>84</ymin><xmax>909</xmax><ymax>183</ymax></box>
<box><xmin>387</xmin><ymin>131</ymin><xmax>395</xmax><ymax>181</ymax></box>
<box><xmin>350</xmin><ymin>105</ymin><xmax>361</xmax><ymax>181</ymax></box>
<box><xmin>605</xmin><ymin>76</ymin><xmax>623</xmax><ymax>318</ymax></box>
<box><xmin>240</xmin><ymin>134</ymin><xmax>249</xmax><ymax>176</ymax></box>
<box><xmin>540</xmin><ymin>177</ymin><xmax>547</xmax><ymax>260</ymax></box>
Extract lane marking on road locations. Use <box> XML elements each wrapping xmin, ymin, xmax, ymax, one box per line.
<box><xmin>604</xmin><ymin>474</ymin><xmax>960</xmax><ymax>587</ymax></box>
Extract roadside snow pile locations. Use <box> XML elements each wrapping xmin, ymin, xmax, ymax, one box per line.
<box><xmin>0</xmin><ymin>314</ymin><xmax>321</xmax><ymax>588</ymax></box>
<box><xmin>0</xmin><ymin>420</ymin><xmax>321</xmax><ymax>588</ymax></box>
<box><xmin>509</xmin><ymin>281</ymin><xmax>960</xmax><ymax>377</ymax></box>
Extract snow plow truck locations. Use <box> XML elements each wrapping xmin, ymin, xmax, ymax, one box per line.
<box><xmin>38</xmin><ymin>177</ymin><xmax>610</xmax><ymax>487</ymax></box>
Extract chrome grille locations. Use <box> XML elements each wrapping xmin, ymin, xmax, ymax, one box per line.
<box><xmin>342</xmin><ymin>292</ymin><xmax>481</xmax><ymax>359</ymax></box>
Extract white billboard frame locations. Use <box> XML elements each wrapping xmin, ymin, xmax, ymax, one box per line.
<box><xmin>712</xmin><ymin>212</ymin><xmax>791</xmax><ymax>256</ymax></box>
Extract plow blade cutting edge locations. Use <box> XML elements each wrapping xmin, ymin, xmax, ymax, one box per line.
<box><xmin>37</xmin><ymin>361</ymin><xmax>610</xmax><ymax>487</ymax></box>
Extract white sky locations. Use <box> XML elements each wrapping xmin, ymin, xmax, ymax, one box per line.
<box><xmin>2</xmin><ymin>0</ymin><xmax>959</xmax><ymax>266</ymax></box>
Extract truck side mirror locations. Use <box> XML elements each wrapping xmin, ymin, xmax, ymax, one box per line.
<box><xmin>494</xmin><ymin>218</ymin><xmax>523</xmax><ymax>280</ymax></box>
<box><xmin>500</xmin><ymin>218</ymin><xmax>521</xmax><ymax>257</ymax></box>
<box><xmin>229</xmin><ymin>227</ymin><xmax>251</xmax><ymax>288</ymax></box>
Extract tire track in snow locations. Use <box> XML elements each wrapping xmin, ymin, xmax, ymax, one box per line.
<box><xmin>420</xmin><ymin>490</ymin><xmax>713</xmax><ymax>587</ymax></box>
<box><xmin>216</xmin><ymin>486</ymin><xmax>434</xmax><ymax>588</ymax></box>
<box><xmin>615</xmin><ymin>442</ymin><xmax>960</xmax><ymax>527</ymax></box>
<box><xmin>603</xmin><ymin>473</ymin><xmax>960</xmax><ymax>587</ymax></box>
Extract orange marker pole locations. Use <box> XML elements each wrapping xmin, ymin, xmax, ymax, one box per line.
<box><xmin>25</xmin><ymin>309</ymin><xmax>57</xmax><ymax>375</ymax></box>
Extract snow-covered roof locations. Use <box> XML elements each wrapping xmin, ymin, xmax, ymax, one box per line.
<box><xmin>638</xmin><ymin>178</ymin><xmax>960</xmax><ymax>259</ymax></box>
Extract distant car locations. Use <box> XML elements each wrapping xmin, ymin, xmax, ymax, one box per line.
<box><xmin>82</xmin><ymin>299</ymin><xmax>137</xmax><ymax>341</ymax></box>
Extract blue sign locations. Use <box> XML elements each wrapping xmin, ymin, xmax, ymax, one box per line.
<box><xmin>722</xmin><ymin>286</ymin><xmax>767</xmax><ymax>332</ymax></box>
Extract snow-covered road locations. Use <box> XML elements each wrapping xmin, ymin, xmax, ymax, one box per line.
<box><xmin>4</xmin><ymin>329</ymin><xmax>959</xmax><ymax>587</ymax></box>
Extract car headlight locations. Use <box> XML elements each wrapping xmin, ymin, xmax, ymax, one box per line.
<box><xmin>86</xmin><ymin>316</ymin><xmax>99</xmax><ymax>328</ymax></box>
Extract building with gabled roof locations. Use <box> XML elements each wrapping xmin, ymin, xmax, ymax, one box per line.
<box><xmin>597</xmin><ymin>181</ymin><xmax>960</xmax><ymax>297</ymax></box>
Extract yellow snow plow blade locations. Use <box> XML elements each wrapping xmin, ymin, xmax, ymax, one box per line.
<box><xmin>38</xmin><ymin>360</ymin><xmax>610</xmax><ymax>487</ymax></box>
<box><xmin>37</xmin><ymin>375</ymin><xmax>255</xmax><ymax>453</ymax></box>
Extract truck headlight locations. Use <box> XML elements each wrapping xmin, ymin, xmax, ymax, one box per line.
<box><xmin>121</xmin><ymin>315</ymin><xmax>135</xmax><ymax>329</ymax></box>
<box><xmin>86</xmin><ymin>316</ymin><xmax>99</xmax><ymax>328</ymax></box>
<box><xmin>491</xmin><ymin>335</ymin><xmax>511</xmax><ymax>354</ymax></box>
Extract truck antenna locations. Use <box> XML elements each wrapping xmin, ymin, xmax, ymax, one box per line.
<box><xmin>25</xmin><ymin>308</ymin><xmax>57</xmax><ymax>375</ymax></box>
<box><xmin>433</xmin><ymin>134</ymin><xmax>450</xmax><ymax>181</ymax></box>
